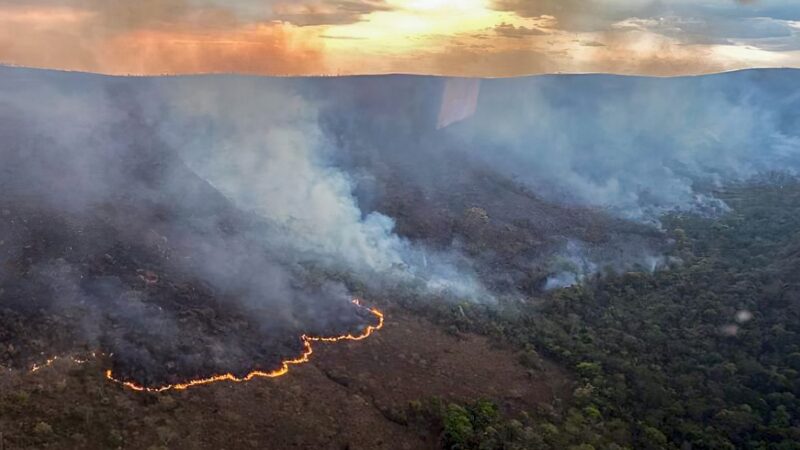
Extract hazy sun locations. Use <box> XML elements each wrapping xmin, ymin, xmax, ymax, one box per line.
<box><xmin>323</xmin><ymin>0</ymin><xmax>507</xmax><ymax>52</ymax></box>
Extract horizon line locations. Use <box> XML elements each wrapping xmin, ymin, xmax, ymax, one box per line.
<box><xmin>1</xmin><ymin>63</ymin><xmax>797</xmax><ymax>81</ymax></box>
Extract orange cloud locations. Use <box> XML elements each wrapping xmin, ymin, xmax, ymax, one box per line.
<box><xmin>0</xmin><ymin>0</ymin><xmax>797</xmax><ymax>77</ymax></box>
<box><xmin>271</xmin><ymin>0</ymin><xmax>394</xmax><ymax>26</ymax></box>
<box><xmin>0</xmin><ymin>3</ymin><xmax>324</xmax><ymax>75</ymax></box>
<box><xmin>0</xmin><ymin>5</ymin><xmax>95</xmax><ymax>25</ymax></box>
<box><xmin>101</xmin><ymin>25</ymin><xmax>325</xmax><ymax>75</ymax></box>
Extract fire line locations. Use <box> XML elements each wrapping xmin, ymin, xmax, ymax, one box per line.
<box><xmin>29</xmin><ymin>299</ymin><xmax>384</xmax><ymax>393</ymax></box>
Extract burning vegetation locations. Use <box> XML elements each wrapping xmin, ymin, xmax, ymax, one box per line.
<box><xmin>103</xmin><ymin>300</ymin><xmax>384</xmax><ymax>392</ymax></box>
<box><xmin>0</xmin><ymin>178</ymin><xmax>386</xmax><ymax>389</ymax></box>
<box><xmin>0</xmin><ymin>70</ymin><xmax>392</xmax><ymax>393</ymax></box>
<box><xmin>24</xmin><ymin>300</ymin><xmax>383</xmax><ymax>392</ymax></box>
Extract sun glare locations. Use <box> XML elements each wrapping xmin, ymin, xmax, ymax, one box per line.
<box><xmin>322</xmin><ymin>0</ymin><xmax>508</xmax><ymax>55</ymax></box>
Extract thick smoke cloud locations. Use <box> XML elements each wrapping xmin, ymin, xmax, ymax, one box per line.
<box><xmin>152</xmin><ymin>75</ymin><xmax>487</xmax><ymax>299</ymax></box>
<box><xmin>157</xmin><ymin>77</ymin><xmax>405</xmax><ymax>273</ymax></box>
<box><xmin>0</xmin><ymin>68</ymin><xmax>391</xmax><ymax>382</ymax></box>
<box><xmin>285</xmin><ymin>71</ymin><xmax>798</xmax><ymax>290</ymax></box>
<box><xmin>444</xmin><ymin>71</ymin><xmax>800</xmax><ymax>222</ymax></box>
<box><xmin>0</xmin><ymin>67</ymin><xmax>488</xmax><ymax>383</ymax></box>
<box><xmin>3</xmin><ymin>66</ymin><xmax>799</xmax><ymax>381</ymax></box>
<box><xmin>0</xmin><ymin>68</ymin><xmax>485</xmax><ymax>298</ymax></box>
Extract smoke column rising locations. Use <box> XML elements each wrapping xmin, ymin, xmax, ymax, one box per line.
<box><xmin>153</xmin><ymin>75</ymin><xmax>489</xmax><ymax>300</ymax></box>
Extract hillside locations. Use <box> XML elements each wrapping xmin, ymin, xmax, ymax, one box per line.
<box><xmin>0</xmin><ymin>66</ymin><xmax>799</xmax><ymax>448</ymax></box>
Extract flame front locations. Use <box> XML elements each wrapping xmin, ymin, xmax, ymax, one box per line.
<box><xmin>103</xmin><ymin>299</ymin><xmax>384</xmax><ymax>392</ymax></box>
<box><xmin>30</xmin><ymin>352</ymin><xmax>97</xmax><ymax>372</ymax></box>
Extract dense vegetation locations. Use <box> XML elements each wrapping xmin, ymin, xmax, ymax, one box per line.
<box><xmin>405</xmin><ymin>176</ymin><xmax>800</xmax><ymax>449</ymax></box>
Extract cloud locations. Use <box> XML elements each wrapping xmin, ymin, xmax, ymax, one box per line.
<box><xmin>271</xmin><ymin>0</ymin><xmax>394</xmax><ymax>26</ymax></box>
<box><xmin>493</xmin><ymin>22</ymin><xmax>550</xmax><ymax>39</ymax></box>
<box><xmin>478</xmin><ymin>0</ymin><xmax>800</xmax><ymax>76</ymax></box>
<box><xmin>0</xmin><ymin>2</ymin><xmax>325</xmax><ymax>75</ymax></box>
<box><xmin>0</xmin><ymin>0</ymin><xmax>798</xmax><ymax>76</ymax></box>
<box><xmin>613</xmin><ymin>15</ymin><xmax>795</xmax><ymax>46</ymax></box>
<box><xmin>489</xmin><ymin>0</ymin><xmax>645</xmax><ymax>32</ymax></box>
<box><xmin>581</xmin><ymin>40</ymin><xmax>606</xmax><ymax>47</ymax></box>
<box><xmin>490</xmin><ymin>0</ymin><xmax>800</xmax><ymax>33</ymax></box>
<box><xmin>0</xmin><ymin>0</ymin><xmax>395</xmax><ymax>74</ymax></box>
<box><xmin>102</xmin><ymin>25</ymin><xmax>324</xmax><ymax>75</ymax></box>
<box><xmin>7</xmin><ymin>0</ymin><xmax>395</xmax><ymax>27</ymax></box>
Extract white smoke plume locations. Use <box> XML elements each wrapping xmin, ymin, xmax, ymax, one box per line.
<box><xmin>153</xmin><ymin>76</ymin><xmax>488</xmax><ymax>300</ymax></box>
<box><xmin>443</xmin><ymin>71</ymin><xmax>800</xmax><ymax>222</ymax></box>
<box><xmin>543</xmin><ymin>239</ymin><xmax>669</xmax><ymax>290</ymax></box>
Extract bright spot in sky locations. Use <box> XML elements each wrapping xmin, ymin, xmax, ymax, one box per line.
<box><xmin>324</xmin><ymin>0</ymin><xmax>507</xmax><ymax>52</ymax></box>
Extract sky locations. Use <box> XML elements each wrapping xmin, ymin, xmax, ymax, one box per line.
<box><xmin>0</xmin><ymin>0</ymin><xmax>798</xmax><ymax>77</ymax></box>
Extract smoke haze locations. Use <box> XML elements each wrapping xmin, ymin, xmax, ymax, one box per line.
<box><xmin>1</xmin><ymin>66</ymin><xmax>799</xmax><ymax>382</ymax></box>
<box><xmin>444</xmin><ymin>71</ymin><xmax>800</xmax><ymax>222</ymax></box>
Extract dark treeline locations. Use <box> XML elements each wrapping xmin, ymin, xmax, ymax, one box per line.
<box><xmin>402</xmin><ymin>175</ymin><xmax>800</xmax><ymax>449</ymax></box>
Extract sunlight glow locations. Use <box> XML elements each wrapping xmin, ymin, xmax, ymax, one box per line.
<box><xmin>322</xmin><ymin>0</ymin><xmax>510</xmax><ymax>55</ymax></box>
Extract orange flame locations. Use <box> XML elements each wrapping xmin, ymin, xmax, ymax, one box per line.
<box><xmin>104</xmin><ymin>299</ymin><xmax>384</xmax><ymax>392</ymax></box>
<box><xmin>30</xmin><ymin>352</ymin><xmax>97</xmax><ymax>372</ymax></box>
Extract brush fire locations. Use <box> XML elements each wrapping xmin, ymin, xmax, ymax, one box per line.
<box><xmin>26</xmin><ymin>300</ymin><xmax>384</xmax><ymax>392</ymax></box>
